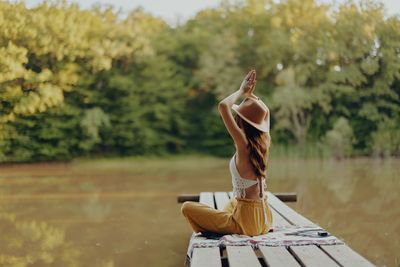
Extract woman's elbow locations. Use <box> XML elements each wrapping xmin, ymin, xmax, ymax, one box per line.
<box><xmin>218</xmin><ymin>101</ymin><xmax>228</xmax><ymax>111</ymax></box>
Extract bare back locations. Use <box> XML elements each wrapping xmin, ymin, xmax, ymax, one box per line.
<box><xmin>234</xmin><ymin>145</ymin><xmax>263</xmax><ymax>199</ymax></box>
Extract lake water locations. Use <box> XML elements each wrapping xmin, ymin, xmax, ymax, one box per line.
<box><xmin>0</xmin><ymin>156</ymin><xmax>398</xmax><ymax>266</ymax></box>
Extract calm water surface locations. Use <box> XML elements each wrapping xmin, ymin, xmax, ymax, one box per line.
<box><xmin>0</xmin><ymin>156</ymin><xmax>398</xmax><ymax>267</ymax></box>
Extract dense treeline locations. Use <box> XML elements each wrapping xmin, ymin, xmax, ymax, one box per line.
<box><xmin>0</xmin><ymin>0</ymin><xmax>399</xmax><ymax>162</ymax></box>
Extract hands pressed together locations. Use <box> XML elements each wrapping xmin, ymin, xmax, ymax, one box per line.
<box><xmin>239</xmin><ymin>68</ymin><xmax>258</xmax><ymax>99</ymax></box>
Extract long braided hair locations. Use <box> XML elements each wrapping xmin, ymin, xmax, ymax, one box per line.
<box><xmin>234</xmin><ymin>114</ymin><xmax>271</xmax><ymax>198</ymax></box>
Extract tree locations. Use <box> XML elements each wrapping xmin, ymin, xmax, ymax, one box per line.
<box><xmin>323</xmin><ymin>117</ymin><xmax>355</xmax><ymax>159</ymax></box>
<box><xmin>272</xmin><ymin>67</ymin><xmax>312</xmax><ymax>145</ymax></box>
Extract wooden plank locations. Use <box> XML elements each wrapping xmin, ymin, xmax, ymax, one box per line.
<box><xmin>270</xmin><ymin>207</ymin><xmax>292</xmax><ymax>227</ymax></box>
<box><xmin>267</xmin><ymin>192</ymin><xmax>316</xmax><ymax>226</ymax></box>
<box><xmin>187</xmin><ymin>192</ymin><xmax>373</xmax><ymax>267</ymax></box>
<box><xmin>274</xmin><ymin>192</ymin><xmax>297</xmax><ymax>202</ymax></box>
<box><xmin>226</xmin><ymin>246</ymin><xmax>261</xmax><ymax>267</ymax></box>
<box><xmin>192</xmin><ymin>247</ymin><xmax>221</xmax><ymax>267</ymax></box>
<box><xmin>214</xmin><ymin>191</ymin><xmax>230</xmax><ymax>210</ymax></box>
<box><xmin>259</xmin><ymin>246</ymin><xmax>301</xmax><ymax>267</ymax></box>
<box><xmin>290</xmin><ymin>245</ymin><xmax>339</xmax><ymax>267</ymax></box>
<box><xmin>189</xmin><ymin>194</ymin><xmax>220</xmax><ymax>267</ymax></box>
<box><xmin>177</xmin><ymin>192</ymin><xmax>297</xmax><ymax>202</ymax></box>
<box><xmin>199</xmin><ymin>192</ymin><xmax>215</xmax><ymax>208</ymax></box>
<box><xmin>177</xmin><ymin>194</ymin><xmax>200</xmax><ymax>202</ymax></box>
<box><xmin>320</xmin><ymin>244</ymin><xmax>375</xmax><ymax>267</ymax></box>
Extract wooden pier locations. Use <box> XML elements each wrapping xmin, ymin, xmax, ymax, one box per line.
<box><xmin>178</xmin><ymin>191</ymin><xmax>375</xmax><ymax>267</ymax></box>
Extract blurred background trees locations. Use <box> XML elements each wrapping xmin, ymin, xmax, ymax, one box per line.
<box><xmin>0</xmin><ymin>0</ymin><xmax>399</xmax><ymax>162</ymax></box>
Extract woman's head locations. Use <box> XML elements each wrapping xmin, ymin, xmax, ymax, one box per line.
<box><xmin>234</xmin><ymin>113</ymin><xmax>271</xmax><ymax>180</ymax></box>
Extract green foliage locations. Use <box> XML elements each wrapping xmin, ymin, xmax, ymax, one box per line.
<box><xmin>0</xmin><ymin>0</ymin><xmax>400</xmax><ymax>161</ymax></box>
<box><xmin>323</xmin><ymin>117</ymin><xmax>355</xmax><ymax>159</ymax></box>
<box><xmin>371</xmin><ymin>117</ymin><xmax>400</xmax><ymax>157</ymax></box>
<box><xmin>80</xmin><ymin>107</ymin><xmax>110</xmax><ymax>150</ymax></box>
<box><xmin>272</xmin><ymin>67</ymin><xmax>312</xmax><ymax>145</ymax></box>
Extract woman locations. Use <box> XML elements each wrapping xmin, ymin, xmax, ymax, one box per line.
<box><xmin>181</xmin><ymin>69</ymin><xmax>273</xmax><ymax>236</ymax></box>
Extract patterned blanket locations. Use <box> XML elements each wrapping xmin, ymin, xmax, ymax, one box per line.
<box><xmin>186</xmin><ymin>225</ymin><xmax>345</xmax><ymax>261</ymax></box>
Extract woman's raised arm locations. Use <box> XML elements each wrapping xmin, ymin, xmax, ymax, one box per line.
<box><xmin>218</xmin><ymin>69</ymin><xmax>256</xmax><ymax>149</ymax></box>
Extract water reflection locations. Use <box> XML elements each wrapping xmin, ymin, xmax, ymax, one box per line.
<box><xmin>81</xmin><ymin>183</ymin><xmax>112</xmax><ymax>223</ymax></box>
<box><xmin>269</xmin><ymin>158</ymin><xmax>400</xmax><ymax>267</ymax></box>
<box><xmin>0</xmin><ymin>211</ymin><xmax>81</xmax><ymax>266</ymax></box>
<box><xmin>0</xmin><ymin>157</ymin><xmax>398</xmax><ymax>266</ymax></box>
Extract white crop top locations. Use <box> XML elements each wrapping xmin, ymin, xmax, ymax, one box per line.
<box><xmin>229</xmin><ymin>153</ymin><xmax>269</xmax><ymax>227</ymax></box>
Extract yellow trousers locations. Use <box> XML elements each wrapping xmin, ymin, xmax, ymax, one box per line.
<box><xmin>181</xmin><ymin>197</ymin><xmax>273</xmax><ymax>236</ymax></box>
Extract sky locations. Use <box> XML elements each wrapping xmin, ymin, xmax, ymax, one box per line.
<box><xmin>24</xmin><ymin>0</ymin><xmax>400</xmax><ymax>25</ymax></box>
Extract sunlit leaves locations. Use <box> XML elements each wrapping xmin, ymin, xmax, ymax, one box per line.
<box><xmin>0</xmin><ymin>1</ymin><xmax>158</xmax><ymax>126</ymax></box>
<box><xmin>0</xmin><ymin>42</ymin><xmax>28</xmax><ymax>83</ymax></box>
